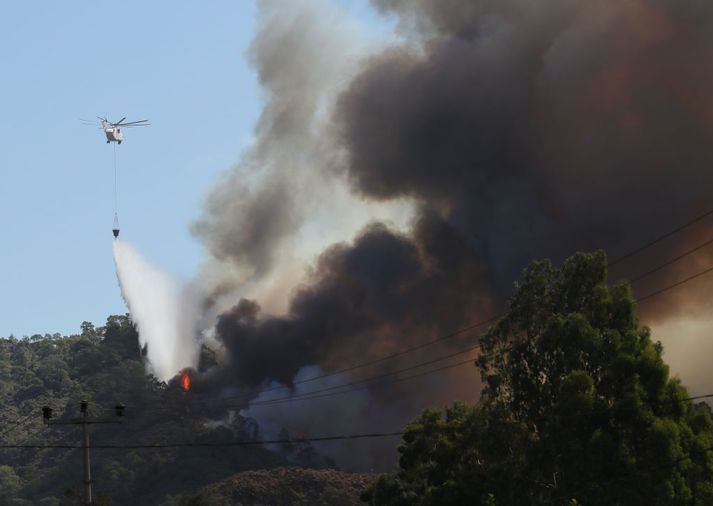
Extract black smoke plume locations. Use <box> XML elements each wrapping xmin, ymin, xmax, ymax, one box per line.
<box><xmin>193</xmin><ymin>0</ymin><xmax>713</xmax><ymax>469</ymax></box>
<box><xmin>213</xmin><ymin>216</ymin><xmax>490</xmax><ymax>388</ymax></box>
<box><xmin>339</xmin><ymin>0</ymin><xmax>713</xmax><ymax>302</ymax></box>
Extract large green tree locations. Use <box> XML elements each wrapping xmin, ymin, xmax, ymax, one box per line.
<box><xmin>363</xmin><ymin>251</ymin><xmax>713</xmax><ymax>505</ymax></box>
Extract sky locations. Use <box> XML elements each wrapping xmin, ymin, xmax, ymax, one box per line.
<box><xmin>0</xmin><ymin>0</ymin><xmax>392</xmax><ymax>338</ymax></box>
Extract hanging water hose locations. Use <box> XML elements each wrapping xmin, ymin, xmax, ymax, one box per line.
<box><xmin>112</xmin><ymin>142</ymin><xmax>120</xmax><ymax>239</ymax></box>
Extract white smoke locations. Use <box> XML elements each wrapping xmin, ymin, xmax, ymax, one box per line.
<box><xmin>113</xmin><ymin>240</ymin><xmax>202</xmax><ymax>381</ymax></box>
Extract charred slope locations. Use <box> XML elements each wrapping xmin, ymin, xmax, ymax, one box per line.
<box><xmin>171</xmin><ymin>467</ymin><xmax>374</xmax><ymax>506</ymax></box>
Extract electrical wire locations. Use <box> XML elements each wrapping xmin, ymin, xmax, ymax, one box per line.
<box><xmin>7</xmin><ymin>206</ymin><xmax>713</xmax><ymax>425</ymax></box>
<box><xmin>12</xmin><ymin>424</ymin><xmax>47</xmax><ymax>447</ymax></box>
<box><xmin>0</xmin><ymin>431</ymin><xmax>405</xmax><ymax>450</ymax></box>
<box><xmin>222</xmin><ymin>315</ymin><xmax>500</xmax><ymax>403</ymax></box>
<box><xmin>4</xmin><ymin>393</ymin><xmax>713</xmax><ymax>450</ymax></box>
<box><xmin>637</xmin><ymin>263</ymin><xmax>713</xmax><ymax>303</ymax></box>
<box><xmin>628</xmin><ymin>235</ymin><xmax>713</xmax><ymax>284</ymax></box>
<box><xmin>6</xmin><ymin>203</ymin><xmax>705</xmax><ymax>424</ymax></box>
<box><xmin>191</xmin><ymin>251</ymin><xmax>713</xmax><ymax>410</ymax></box>
<box><xmin>248</xmin><ymin>356</ymin><xmax>478</xmax><ymax>407</ymax></box>
<box><xmin>608</xmin><ymin>206</ymin><xmax>713</xmax><ymax>267</ymax></box>
<box><xmin>0</xmin><ymin>396</ymin><xmax>56</xmax><ymax>442</ymax></box>
<box><xmin>0</xmin><ymin>411</ymin><xmax>36</xmax><ymax>443</ymax></box>
<box><xmin>210</xmin><ymin>212</ymin><xmax>713</xmax><ymax>404</ymax></box>
<box><xmin>8</xmin><ymin>237</ymin><xmax>713</xmax><ymax>426</ymax></box>
<box><xmin>200</xmin><ymin>342</ymin><xmax>482</xmax><ymax>408</ymax></box>
<box><xmin>197</xmin><ymin>247</ymin><xmax>713</xmax><ymax>416</ymax></box>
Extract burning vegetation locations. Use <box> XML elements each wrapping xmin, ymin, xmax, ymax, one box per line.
<box><xmin>180</xmin><ymin>370</ymin><xmax>191</xmax><ymax>392</ymax></box>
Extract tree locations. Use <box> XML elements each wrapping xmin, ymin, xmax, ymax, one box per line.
<box><xmin>0</xmin><ymin>466</ymin><xmax>22</xmax><ymax>503</ymax></box>
<box><xmin>58</xmin><ymin>486</ymin><xmax>112</xmax><ymax>506</ymax></box>
<box><xmin>363</xmin><ymin>251</ymin><xmax>713</xmax><ymax>505</ymax></box>
<box><xmin>162</xmin><ymin>493</ymin><xmax>219</xmax><ymax>506</ymax></box>
<box><xmin>102</xmin><ymin>314</ymin><xmax>141</xmax><ymax>358</ymax></box>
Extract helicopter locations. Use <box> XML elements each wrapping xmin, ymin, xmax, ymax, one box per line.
<box><xmin>81</xmin><ymin>115</ymin><xmax>149</xmax><ymax>239</ymax></box>
<box><xmin>83</xmin><ymin>116</ymin><xmax>150</xmax><ymax>144</ymax></box>
<box><xmin>98</xmin><ymin>116</ymin><xmax>149</xmax><ymax>144</ymax></box>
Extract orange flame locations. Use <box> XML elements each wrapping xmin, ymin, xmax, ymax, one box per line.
<box><xmin>180</xmin><ymin>370</ymin><xmax>191</xmax><ymax>392</ymax></box>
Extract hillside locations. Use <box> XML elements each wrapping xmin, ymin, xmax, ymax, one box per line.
<box><xmin>0</xmin><ymin>316</ymin><xmax>334</xmax><ymax>505</ymax></box>
<box><xmin>168</xmin><ymin>467</ymin><xmax>374</xmax><ymax>506</ymax></box>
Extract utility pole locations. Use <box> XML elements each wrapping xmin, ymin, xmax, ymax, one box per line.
<box><xmin>42</xmin><ymin>400</ymin><xmax>125</xmax><ymax>506</ymax></box>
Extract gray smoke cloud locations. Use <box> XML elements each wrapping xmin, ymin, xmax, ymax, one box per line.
<box><xmin>193</xmin><ymin>0</ymin><xmax>412</xmax><ymax>317</ymax></box>
<box><xmin>190</xmin><ymin>0</ymin><xmax>713</xmax><ymax>469</ymax></box>
<box><xmin>191</xmin><ymin>0</ymin><xmax>333</xmax><ymax>282</ymax></box>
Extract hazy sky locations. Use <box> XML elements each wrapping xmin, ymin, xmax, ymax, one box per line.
<box><xmin>0</xmin><ymin>0</ymin><xmax>390</xmax><ymax>337</ymax></box>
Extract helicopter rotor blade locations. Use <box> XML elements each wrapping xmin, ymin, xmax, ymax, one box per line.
<box><xmin>120</xmin><ymin>120</ymin><xmax>150</xmax><ymax>127</ymax></box>
<box><xmin>113</xmin><ymin>117</ymin><xmax>127</xmax><ymax>126</ymax></box>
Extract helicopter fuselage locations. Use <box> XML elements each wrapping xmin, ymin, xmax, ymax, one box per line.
<box><xmin>103</xmin><ymin>127</ymin><xmax>123</xmax><ymax>144</ymax></box>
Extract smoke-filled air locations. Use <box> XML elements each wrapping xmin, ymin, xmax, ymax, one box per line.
<box><xmin>115</xmin><ymin>0</ymin><xmax>713</xmax><ymax>470</ymax></box>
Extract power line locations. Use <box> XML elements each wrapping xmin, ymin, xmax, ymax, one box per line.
<box><xmin>0</xmin><ymin>397</ymin><xmax>56</xmax><ymax>442</ymax></box>
<box><xmin>608</xmin><ymin>206</ymin><xmax>713</xmax><ymax>267</ymax></box>
<box><xmin>6</xmin><ymin>206</ymin><xmax>713</xmax><ymax>429</ymax></box>
<box><xmin>202</xmin><ymin>343</ymin><xmax>482</xmax><ymax>408</ymax></box>
<box><xmin>628</xmin><ymin>235</ymin><xmax>713</xmax><ymax>284</ymax></box>
<box><xmin>4</xmin><ymin>204</ymin><xmax>709</xmax><ymax>429</ymax></box>
<box><xmin>108</xmin><ymin>228</ymin><xmax>713</xmax><ymax>423</ymax></box>
<box><xmin>217</xmin><ymin>315</ymin><xmax>500</xmax><ymax>403</ymax></box>
<box><xmin>249</xmin><ymin>357</ymin><xmax>477</xmax><ymax>407</ymax></box>
<box><xmin>6</xmin><ymin>393</ymin><xmax>713</xmax><ymax>450</ymax></box>
<box><xmin>0</xmin><ymin>411</ymin><xmax>35</xmax><ymax>442</ymax></box>
<box><xmin>43</xmin><ymin>400</ymin><xmax>126</xmax><ymax>505</ymax></box>
<box><xmin>195</xmin><ymin>254</ymin><xmax>713</xmax><ymax>410</ymax></box>
<box><xmin>7</xmin><ymin>232</ymin><xmax>713</xmax><ymax>429</ymax></box>
<box><xmin>11</xmin><ymin>424</ymin><xmax>47</xmax><ymax>447</ymax></box>
<box><xmin>213</xmin><ymin>212</ymin><xmax>713</xmax><ymax>404</ymax></box>
<box><xmin>637</xmin><ymin>263</ymin><xmax>713</xmax><ymax>303</ymax></box>
<box><xmin>0</xmin><ymin>431</ymin><xmax>405</xmax><ymax>450</ymax></box>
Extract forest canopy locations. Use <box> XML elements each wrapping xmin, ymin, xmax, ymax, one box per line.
<box><xmin>0</xmin><ymin>316</ymin><xmax>311</xmax><ymax>505</ymax></box>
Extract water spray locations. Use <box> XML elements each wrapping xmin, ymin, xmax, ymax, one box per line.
<box><xmin>113</xmin><ymin>240</ymin><xmax>202</xmax><ymax>381</ymax></box>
